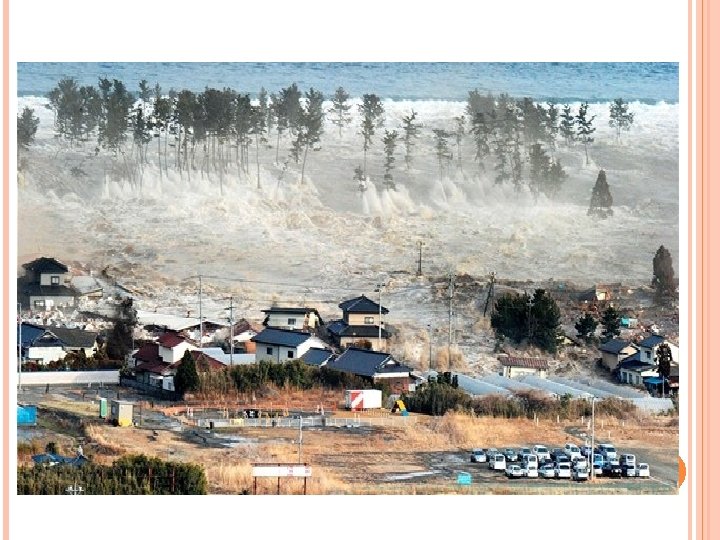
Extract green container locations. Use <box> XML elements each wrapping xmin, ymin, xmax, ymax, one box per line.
<box><xmin>99</xmin><ymin>398</ymin><xmax>108</xmax><ymax>419</ymax></box>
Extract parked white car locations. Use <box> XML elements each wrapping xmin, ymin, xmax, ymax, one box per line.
<box><xmin>470</xmin><ymin>448</ymin><xmax>487</xmax><ymax>463</ymax></box>
<box><xmin>555</xmin><ymin>463</ymin><xmax>572</xmax><ymax>479</ymax></box>
<box><xmin>620</xmin><ymin>453</ymin><xmax>636</xmax><ymax>467</ymax></box>
<box><xmin>489</xmin><ymin>453</ymin><xmax>506</xmax><ymax>471</ymax></box>
<box><xmin>636</xmin><ymin>463</ymin><xmax>650</xmax><ymax>478</ymax></box>
<box><xmin>532</xmin><ymin>445</ymin><xmax>551</xmax><ymax>462</ymax></box>
<box><xmin>572</xmin><ymin>466</ymin><xmax>589</xmax><ymax>481</ymax></box>
<box><xmin>539</xmin><ymin>463</ymin><xmax>556</xmax><ymax>478</ymax></box>
<box><xmin>522</xmin><ymin>453</ymin><xmax>539</xmax><ymax>467</ymax></box>
<box><xmin>597</xmin><ymin>443</ymin><xmax>617</xmax><ymax>460</ymax></box>
<box><xmin>522</xmin><ymin>463</ymin><xmax>539</xmax><ymax>478</ymax></box>
<box><xmin>505</xmin><ymin>464</ymin><xmax>523</xmax><ymax>478</ymax></box>
<box><xmin>564</xmin><ymin>443</ymin><xmax>581</xmax><ymax>461</ymax></box>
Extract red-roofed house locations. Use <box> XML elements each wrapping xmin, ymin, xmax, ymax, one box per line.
<box><xmin>498</xmin><ymin>356</ymin><xmax>549</xmax><ymax>379</ymax></box>
<box><xmin>158</xmin><ymin>332</ymin><xmax>197</xmax><ymax>364</ymax></box>
<box><xmin>131</xmin><ymin>342</ymin><xmax>161</xmax><ymax>368</ymax></box>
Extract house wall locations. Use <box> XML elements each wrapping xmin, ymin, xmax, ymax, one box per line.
<box><xmin>619</xmin><ymin>370</ymin><xmax>653</xmax><ymax>385</ymax></box>
<box><xmin>39</xmin><ymin>272</ymin><xmax>69</xmax><ymax>286</ymax></box>
<box><xmin>255</xmin><ymin>343</ymin><xmax>295</xmax><ymax>363</ymax></box>
<box><xmin>265</xmin><ymin>313</ymin><xmax>306</xmax><ymax>330</ymax></box>
<box><xmin>339</xmin><ymin>335</ymin><xmax>386</xmax><ymax>352</ymax></box>
<box><xmin>639</xmin><ymin>342</ymin><xmax>680</xmax><ymax>364</ymax></box>
<box><xmin>601</xmin><ymin>347</ymin><xmax>636</xmax><ymax>371</ymax></box>
<box><xmin>347</xmin><ymin>313</ymin><xmax>380</xmax><ymax>326</ymax></box>
<box><xmin>65</xmin><ymin>345</ymin><xmax>97</xmax><ymax>358</ymax></box>
<box><xmin>29</xmin><ymin>295</ymin><xmax>75</xmax><ymax>310</ymax></box>
<box><xmin>160</xmin><ymin>341</ymin><xmax>195</xmax><ymax>364</ymax></box>
<box><xmin>26</xmin><ymin>346</ymin><xmax>65</xmax><ymax>365</ymax></box>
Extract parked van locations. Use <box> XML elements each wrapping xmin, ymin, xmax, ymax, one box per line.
<box><xmin>597</xmin><ymin>443</ymin><xmax>617</xmax><ymax>460</ymax></box>
<box><xmin>522</xmin><ymin>453</ymin><xmax>539</xmax><ymax>467</ymax></box>
<box><xmin>531</xmin><ymin>445</ymin><xmax>551</xmax><ymax>462</ymax></box>
<box><xmin>619</xmin><ymin>453</ymin><xmax>636</xmax><ymax>467</ymax></box>
<box><xmin>564</xmin><ymin>443</ymin><xmax>581</xmax><ymax>461</ymax></box>
<box><xmin>555</xmin><ymin>462</ymin><xmax>572</xmax><ymax>479</ymax></box>
<box><xmin>488</xmin><ymin>453</ymin><xmax>506</xmax><ymax>471</ymax></box>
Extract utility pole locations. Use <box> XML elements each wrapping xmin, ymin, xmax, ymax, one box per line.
<box><xmin>417</xmin><ymin>241</ymin><xmax>425</xmax><ymax>276</ymax></box>
<box><xmin>17</xmin><ymin>302</ymin><xmax>22</xmax><ymax>393</ymax></box>
<box><xmin>198</xmin><ymin>275</ymin><xmax>203</xmax><ymax>349</ymax></box>
<box><xmin>427</xmin><ymin>323</ymin><xmax>433</xmax><ymax>371</ymax></box>
<box><xmin>376</xmin><ymin>283</ymin><xmax>386</xmax><ymax>350</ymax></box>
<box><xmin>448</xmin><ymin>273</ymin><xmax>455</xmax><ymax>361</ymax></box>
<box><xmin>226</xmin><ymin>296</ymin><xmax>234</xmax><ymax>367</ymax></box>
<box><xmin>590</xmin><ymin>396</ymin><xmax>596</xmax><ymax>481</ymax></box>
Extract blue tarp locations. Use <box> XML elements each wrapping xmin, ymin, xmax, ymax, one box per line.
<box><xmin>31</xmin><ymin>454</ymin><xmax>88</xmax><ymax>467</ymax></box>
<box><xmin>644</xmin><ymin>377</ymin><xmax>665</xmax><ymax>385</ymax></box>
<box><xmin>17</xmin><ymin>405</ymin><xmax>37</xmax><ymax>426</ymax></box>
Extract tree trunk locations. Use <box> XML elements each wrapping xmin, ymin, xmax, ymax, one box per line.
<box><xmin>275</xmin><ymin>130</ymin><xmax>281</xmax><ymax>164</ymax></box>
<box><xmin>300</xmin><ymin>143</ymin><xmax>309</xmax><ymax>185</ymax></box>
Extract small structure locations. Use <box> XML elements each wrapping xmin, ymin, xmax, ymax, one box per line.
<box><xmin>344</xmin><ymin>389</ymin><xmax>382</xmax><ymax>411</ymax></box>
<box><xmin>99</xmin><ymin>398</ymin><xmax>108</xmax><ymax>419</ymax></box>
<box><xmin>109</xmin><ymin>399</ymin><xmax>133</xmax><ymax>427</ymax></box>
<box><xmin>636</xmin><ymin>334</ymin><xmax>679</xmax><ymax>365</ymax></box>
<box><xmin>599</xmin><ymin>339</ymin><xmax>638</xmax><ymax>371</ymax></box>
<box><xmin>498</xmin><ymin>356</ymin><xmax>549</xmax><ymax>379</ymax></box>
<box><xmin>17</xmin><ymin>405</ymin><xmax>37</xmax><ymax>426</ymax></box>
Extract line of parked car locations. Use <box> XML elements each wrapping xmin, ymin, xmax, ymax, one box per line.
<box><xmin>470</xmin><ymin>442</ymin><xmax>651</xmax><ymax>481</ymax></box>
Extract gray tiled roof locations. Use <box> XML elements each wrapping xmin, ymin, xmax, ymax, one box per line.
<box><xmin>23</xmin><ymin>257</ymin><xmax>68</xmax><ymax>274</ymax></box>
<box><xmin>327</xmin><ymin>320</ymin><xmax>390</xmax><ymax>338</ymax></box>
<box><xmin>638</xmin><ymin>334</ymin><xmax>666</xmax><ymax>348</ymax></box>
<box><xmin>301</xmin><ymin>348</ymin><xmax>335</xmax><ymax>366</ymax></box>
<box><xmin>338</xmin><ymin>295</ymin><xmax>388</xmax><ymax>314</ymax></box>
<box><xmin>600</xmin><ymin>339</ymin><xmax>635</xmax><ymax>355</ymax></box>
<box><xmin>251</xmin><ymin>328</ymin><xmax>312</xmax><ymax>347</ymax></box>
<box><xmin>42</xmin><ymin>326</ymin><xmax>98</xmax><ymax>348</ymax></box>
<box><xmin>329</xmin><ymin>347</ymin><xmax>410</xmax><ymax>378</ymax></box>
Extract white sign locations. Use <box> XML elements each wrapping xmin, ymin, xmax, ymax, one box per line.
<box><xmin>252</xmin><ymin>465</ymin><xmax>312</xmax><ymax>477</ymax></box>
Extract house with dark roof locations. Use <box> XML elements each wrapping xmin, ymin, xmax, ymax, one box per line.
<box><xmin>617</xmin><ymin>352</ymin><xmax>657</xmax><ymax>385</ymax></box>
<box><xmin>252</xmin><ymin>328</ymin><xmax>329</xmax><ymax>363</ymax></box>
<box><xmin>135</xmin><ymin>350</ymin><xmax>225</xmax><ymax>391</ymax></box>
<box><xmin>262</xmin><ymin>306</ymin><xmax>324</xmax><ymax>332</ymax></box>
<box><xmin>498</xmin><ymin>356</ymin><xmax>549</xmax><ymax>379</ymax></box>
<box><xmin>18</xmin><ymin>257</ymin><xmax>77</xmax><ymax>311</ymax></box>
<box><xmin>326</xmin><ymin>347</ymin><xmax>413</xmax><ymax>393</ymax></box>
<box><xmin>599</xmin><ymin>339</ymin><xmax>638</xmax><ymax>371</ymax></box>
<box><xmin>300</xmin><ymin>348</ymin><xmax>335</xmax><ymax>367</ymax></box>
<box><xmin>18</xmin><ymin>322</ymin><xmax>98</xmax><ymax>365</ymax></box>
<box><xmin>132</xmin><ymin>342</ymin><xmax>162</xmax><ymax>368</ymax></box>
<box><xmin>636</xmin><ymin>334</ymin><xmax>679</xmax><ymax>365</ymax></box>
<box><xmin>327</xmin><ymin>294</ymin><xmax>391</xmax><ymax>351</ymax></box>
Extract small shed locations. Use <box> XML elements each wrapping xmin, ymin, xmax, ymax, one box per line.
<box><xmin>99</xmin><ymin>397</ymin><xmax>108</xmax><ymax>419</ymax></box>
<box><xmin>109</xmin><ymin>399</ymin><xmax>133</xmax><ymax>427</ymax></box>
<box><xmin>498</xmin><ymin>356</ymin><xmax>549</xmax><ymax>379</ymax></box>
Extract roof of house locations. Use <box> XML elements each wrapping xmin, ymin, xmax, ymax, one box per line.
<box><xmin>619</xmin><ymin>354</ymin><xmax>656</xmax><ymax>372</ymax></box>
<box><xmin>498</xmin><ymin>356</ymin><xmax>549</xmax><ymax>370</ymax></box>
<box><xmin>326</xmin><ymin>320</ymin><xmax>390</xmax><ymax>338</ymax></box>
<box><xmin>251</xmin><ymin>328</ymin><xmax>312</xmax><ymax>347</ymax></box>
<box><xmin>22</xmin><ymin>257</ymin><xmax>68</xmax><ymax>274</ymax></box>
<box><xmin>169</xmin><ymin>351</ymin><xmax>226</xmax><ymax>371</ymax></box>
<box><xmin>132</xmin><ymin>343</ymin><xmax>161</xmax><ymax>364</ymax></box>
<box><xmin>262</xmin><ymin>306</ymin><xmax>321</xmax><ymax>315</ymax></box>
<box><xmin>338</xmin><ymin>295</ymin><xmax>388</xmax><ymax>314</ymax></box>
<box><xmin>158</xmin><ymin>332</ymin><xmax>187</xmax><ymax>348</ymax></box>
<box><xmin>301</xmin><ymin>348</ymin><xmax>335</xmax><ymax>366</ymax></box>
<box><xmin>18</xmin><ymin>322</ymin><xmax>48</xmax><ymax>347</ymax></box>
<box><xmin>41</xmin><ymin>326</ymin><xmax>97</xmax><ymax>348</ymax></box>
<box><xmin>638</xmin><ymin>334</ymin><xmax>666</xmax><ymax>348</ymax></box>
<box><xmin>329</xmin><ymin>348</ymin><xmax>410</xmax><ymax>378</ymax></box>
<box><xmin>135</xmin><ymin>360</ymin><xmax>172</xmax><ymax>375</ymax></box>
<box><xmin>600</xmin><ymin>339</ymin><xmax>635</xmax><ymax>355</ymax></box>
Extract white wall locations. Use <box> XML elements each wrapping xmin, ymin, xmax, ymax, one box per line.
<box><xmin>27</xmin><ymin>346</ymin><xmax>65</xmax><ymax>365</ymax></box>
<box><xmin>265</xmin><ymin>313</ymin><xmax>306</xmax><ymax>330</ymax></box>
<box><xmin>160</xmin><ymin>341</ymin><xmax>196</xmax><ymax>364</ymax></box>
<box><xmin>39</xmin><ymin>272</ymin><xmax>68</xmax><ymax>286</ymax></box>
<box><xmin>17</xmin><ymin>370</ymin><xmax>120</xmax><ymax>386</ymax></box>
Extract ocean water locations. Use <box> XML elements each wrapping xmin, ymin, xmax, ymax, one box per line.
<box><xmin>17</xmin><ymin>62</ymin><xmax>678</xmax><ymax>103</ymax></box>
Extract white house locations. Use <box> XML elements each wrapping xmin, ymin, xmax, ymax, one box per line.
<box><xmin>599</xmin><ymin>339</ymin><xmax>639</xmax><ymax>371</ymax></box>
<box><xmin>19</xmin><ymin>257</ymin><xmax>77</xmax><ymax>311</ymax></box>
<box><xmin>261</xmin><ymin>306</ymin><xmax>323</xmax><ymax>332</ymax></box>
<box><xmin>617</xmin><ymin>353</ymin><xmax>657</xmax><ymax>385</ymax></box>
<box><xmin>251</xmin><ymin>328</ymin><xmax>329</xmax><ymax>363</ymax></box>
<box><xmin>158</xmin><ymin>332</ymin><xmax>197</xmax><ymax>364</ymax></box>
<box><xmin>636</xmin><ymin>334</ymin><xmax>679</xmax><ymax>365</ymax></box>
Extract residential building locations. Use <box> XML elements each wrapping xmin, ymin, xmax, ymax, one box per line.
<box><xmin>251</xmin><ymin>328</ymin><xmax>329</xmax><ymax>363</ymax></box>
<box><xmin>18</xmin><ymin>257</ymin><xmax>77</xmax><ymax>311</ymax></box>
<box><xmin>326</xmin><ymin>294</ymin><xmax>390</xmax><ymax>351</ymax></box>
<box><xmin>617</xmin><ymin>352</ymin><xmax>657</xmax><ymax>385</ymax></box>
<box><xmin>326</xmin><ymin>347</ymin><xmax>413</xmax><ymax>393</ymax></box>
<box><xmin>18</xmin><ymin>322</ymin><xmax>98</xmax><ymax>365</ymax></box>
<box><xmin>599</xmin><ymin>339</ymin><xmax>638</xmax><ymax>371</ymax></box>
<box><xmin>157</xmin><ymin>332</ymin><xmax>197</xmax><ymax>364</ymax></box>
<box><xmin>636</xmin><ymin>334</ymin><xmax>679</xmax><ymax>365</ymax></box>
<box><xmin>300</xmin><ymin>348</ymin><xmax>335</xmax><ymax>367</ymax></box>
<box><xmin>261</xmin><ymin>307</ymin><xmax>324</xmax><ymax>332</ymax></box>
<box><xmin>498</xmin><ymin>356</ymin><xmax>549</xmax><ymax>378</ymax></box>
